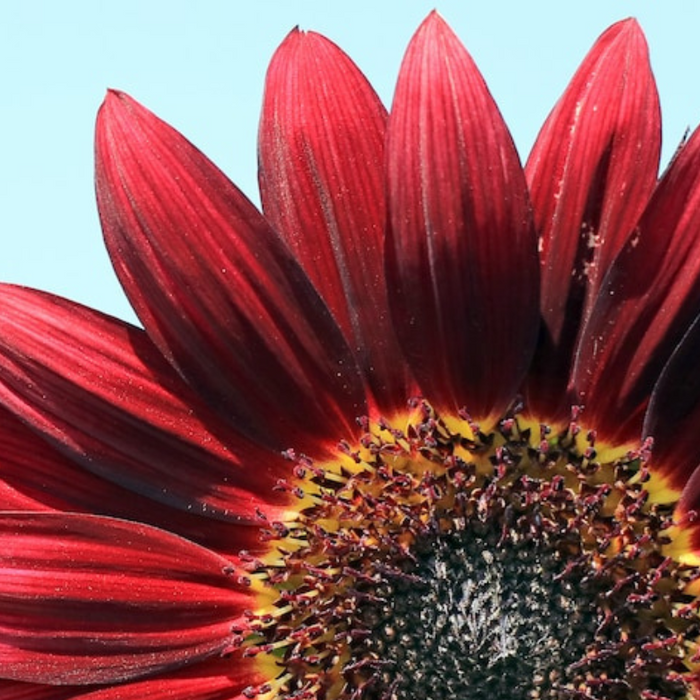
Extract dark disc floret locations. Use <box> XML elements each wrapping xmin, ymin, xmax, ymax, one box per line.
<box><xmin>356</xmin><ymin>522</ymin><xmax>601</xmax><ymax>699</ymax></box>
<box><xmin>238</xmin><ymin>402</ymin><xmax>700</xmax><ymax>700</ymax></box>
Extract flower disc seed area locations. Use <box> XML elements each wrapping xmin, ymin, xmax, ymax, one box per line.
<box><xmin>239</xmin><ymin>404</ymin><xmax>699</xmax><ymax>700</ymax></box>
<box><xmin>358</xmin><ymin>524</ymin><xmax>598</xmax><ymax>699</ymax></box>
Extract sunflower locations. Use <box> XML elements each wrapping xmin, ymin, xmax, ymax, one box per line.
<box><xmin>2</xmin><ymin>11</ymin><xmax>700</xmax><ymax>700</ymax></box>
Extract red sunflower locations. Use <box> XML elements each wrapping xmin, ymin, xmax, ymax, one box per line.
<box><xmin>2</xmin><ymin>11</ymin><xmax>700</xmax><ymax>700</ymax></box>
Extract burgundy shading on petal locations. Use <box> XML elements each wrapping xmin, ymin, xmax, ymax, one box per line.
<box><xmin>0</xmin><ymin>680</ymin><xmax>76</xmax><ymax>699</ymax></box>
<box><xmin>0</xmin><ymin>513</ymin><xmax>245</xmax><ymax>685</ymax></box>
<box><xmin>96</xmin><ymin>91</ymin><xmax>366</xmax><ymax>448</ymax></box>
<box><xmin>643</xmin><ymin>315</ymin><xmax>700</xmax><ymax>490</ymax></box>
<box><xmin>572</xmin><ymin>124</ymin><xmax>700</xmax><ymax>443</ymax></box>
<box><xmin>385</xmin><ymin>12</ymin><xmax>539</xmax><ymax>426</ymax></box>
<box><xmin>259</xmin><ymin>29</ymin><xmax>414</xmax><ymax>416</ymax></box>
<box><xmin>0</xmin><ymin>405</ymin><xmax>269</xmax><ymax>560</ymax></box>
<box><xmin>670</xmin><ymin>466</ymin><xmax>700</xmax><ymax>561</ymax></box>
<box><xmin>0</xmin><ymin>285</ymin><xmax>290</xmax><ymax>526</ymax></box>
<box><xmin>526</xmin><ymin>19</ymin><xmax>660</xmax><ymax>417</ymax></box>
<box><xmin>0</xmin><ymin>656</ymin><xmax>262</xmax><ymax>700</ymax></box>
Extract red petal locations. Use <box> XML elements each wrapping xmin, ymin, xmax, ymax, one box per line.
<box><xmin>572</xmin><ymin>124</ymin><xmax>700</xmax><ymax>442</ymax></box>
<box><xmin>0</xmin><ymin>656</ymin><xmax>261</xmax><ymax>699</ymax></box>
<box><xmin>643</xmin><ymin>316</ymin><xmax>700</xmax><ymax>488</ymax></box>
<box><xmin>96</xmin><ymin>91</ymin><xmax>365</xmax><ymax>446</ymax></box>
<box><xmin>526</xmin><ymin>19</ymin><xmax>660</xmax><ymax>416</ymax></box>
<box><xmin>259</xmin><ymin>30</ymin><xmax>413</xmax><ymax>414</ymax></box>
<box><xmin>0</xmin><ymin>285</ymin><xmax>289</xmax><ymax>525</ymax></box>
<box><xmin>0</xmin><ymin>405</ymin><xmax>267</xmax><ymax>559</ymax></box>
<box><xmin>385</xmin><ymin>12</ymin><xmax>539</xmax><ymax>425</ymax></box>
<box><xmin>0</xmin><ymin>680</ymin><xmax>75</xmax><ymax>699</ymax></box>
<box><xmin>671</xmin><ymin>466</ymin><xmax>700</xmax><ymax>565</ymax></box>
<box><xmin>0</xmin><ymin>513</ymin><xmax>245</xmax><ymax>685</ymax></box>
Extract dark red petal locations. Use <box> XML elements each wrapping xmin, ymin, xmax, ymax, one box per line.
<box><xmin>0</xmin><ymin>405</ymin><xmax>268</xmax><ymax>559</ymax></box>
<box><xmin>643</xmin><ymin>316</ymin><xmax>700</xmax><ymax>489</ymax></box>
<box><xmin>526</xmin><ymin>19</ymin><xmax>661</xmax><ymax>416</ymax></box>
<box><xmin>0</xmin><ymin>656</ymin><xmax>261</xmax><ymax>699</ymax></box>
<box><xmin>572</xmin><ymin>125</ymin><xmax>700</xmax><ymax>442</ymax></box>
<box><xmin>671</xmin><ymin>466</ymin><xmax>700</xmax><ymax>566</ymax></box>
<box><xmin>0</xmin><ymin>513</ymin><xmax>245</xmax><ymax>685</ymax></box>
<box><xmin>0</xmin><ymin>680</ymin><xmax>76</xmax><ymax>699</ymax></box>
<box><xmin>0</xmin><ymin>285</ymin><xmax>290</xmax><ymax>525</ymax></box>
<box><xmin>259</xmin><ymin>30</ymin><xmax>413</xmax><ymax>414</ymax></box>
<box><xmin>96</xmin><ymin>91</ymin><xmax>365</xmax><ymax>446</ymax></box>
<box><xmin>385</xmin><ymin>12</ymin><xmax>539</xmax><ymax>426</ymax></box>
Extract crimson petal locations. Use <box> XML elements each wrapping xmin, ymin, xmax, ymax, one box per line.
<box><xmin>385</xmin><ymin>12</ymin><xmax>539</xmax><ymax>426</ymax></box>
<box><xmin>643</xmin><ymin>315</ymin><xmax>700</xmax><ymax>489</ymax></box>
<box><xmin>0</xmin><ymin>680</ymin><xmax>76</xmax><ymax>699</ymax></box>
<box><xmin>0</xmin><ymin>513</ymin><xmax>245</xmax><ymax>685</ymax></box>
<box><xmin>0</xmin><ymin>656</ymin><xmax>261</xmax><ymax>699</ymax></box>
<box><xmin>573</xmin><ymin>125</ymin><xmax>700</xmax><ymax>442</ymax></box>
<box><xmin>0</xmin><ymin>285</ymin><xmax>289</xmax><ymax>525</ymax></box>
<box><xmin>672</xmin><ymin>466</ymin><xmax>700</xmax><ymax>555</ymax></box>
<box><xmin>96</xmin><ymin>91</ymin><xmax>365</xmax><ymax>446</ymax></box>
<box><xmin>526</xmin><ymin>19</ymin><xmax>660</xmax><ymax>416</ymax></box>
<box><xmin>0</xmin><ymin>405</ymin><xmax>267</xmax><ymax>559</ymax></box>
<box><xmin>259</xmin><ymin>30</ymin><xmax>412</xmax><ymax>414</ymax></box>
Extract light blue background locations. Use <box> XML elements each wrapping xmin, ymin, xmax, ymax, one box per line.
<box><xmin>2</xmin><ymin>1</ymin><xmax>699</xmax><ymax>323</ymax></box>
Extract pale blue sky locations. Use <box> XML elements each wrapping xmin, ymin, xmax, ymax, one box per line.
<box><xmin>2</xmin><ymin>1</ymin><xmax>700</xmax><ymax>323</ymax></box>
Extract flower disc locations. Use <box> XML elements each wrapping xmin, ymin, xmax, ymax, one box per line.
<box><xmin>240</xmin><ymin>405</ymin><xmax>699</xmax><ymax>700</ymax></box>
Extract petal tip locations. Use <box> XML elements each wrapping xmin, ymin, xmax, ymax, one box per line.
<box><xmin>417</xmin><ymin>9</ymin><xmax>451</xmax><ymax>37</ymax></box>
<box><xmin>102</xmin><ymin>88</ymin><xmax>131</xmax><ymax>109</ymax></box>
<box><xmin>275</xmin><ymin>25</ymin><xmax>335</xmax><ymax>62</ymax></box>
<box><xmin>98</xmin><ymin>89</ymin><xmax>140</xmax><ymax>131</ymax></box>
<box><xmin>604</xmin><ymin>16</ymin><xmax>648</xmax><ymax>49</ymax></box>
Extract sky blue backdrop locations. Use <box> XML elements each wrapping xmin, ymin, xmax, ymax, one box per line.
<box><xmin>2</xmin><ymin>1</ymin><xmax>700</xmax><ymax>323</ymax></box>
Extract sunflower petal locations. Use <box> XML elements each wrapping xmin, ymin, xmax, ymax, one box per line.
<box><xmin>96</xmin><ymin>91</ymin><xmax>366</xmax><ymax>445</ymax></box>
<box><xmin>0</xmin><ymin>285</ymin><xmax>289</xmax><ymax>524</ymax></box>
<box><xmin>0</xmin><ymin>657</ymin><xmax>261</xmax><ymax>700</ymax></box>
<box><xmin>0</xmin><ymin>405</ymin><xmax>267</xmax><ymax>559</ymax></box>
<box><xmin>573</xmin><ymin>125</ymin><xmax>700</xmax><ymax>441</ymax></box>
<box><xmin>0</xmin><ymin>680</ymin><xmax>76</xmax><ymax>699</ymax></box>
<box><xmin>644</xmin><ymin>315</ymin><xmax>700</xmax><ymax>488</ymax></box>
<box><xmin>0</xmin><ymin>513</ymin><xmax>245</xmax><ymax>685</ymax></box>
<box><xmin>385</xmin><ymin>12</ymin><xmax>539</xmax><ymax>426</ymax></box>
<box><xmin>259</xmin><ymin>29</ymin><xmax>412</xmax><ymax>413</ymax></box>
<box><xmin>526</xmin><ymin>19</ymin><xmax>660</xmax><ymax>415</ymax></box>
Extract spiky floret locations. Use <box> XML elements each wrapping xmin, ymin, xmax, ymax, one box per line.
<box><xmin>235</xmin><ymin>402</ymin><xmax>699</xmax><ymax>700</ymax></box>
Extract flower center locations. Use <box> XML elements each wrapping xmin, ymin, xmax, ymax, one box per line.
<box><xmin>236</xmin><ymin>402</ymin><xmax>699</xmax><ymax>700</ymax></box>
<box><xmin>356</xmin><ymin>524</ymin><xmax>599</xmax><ymax>699</ymax></box>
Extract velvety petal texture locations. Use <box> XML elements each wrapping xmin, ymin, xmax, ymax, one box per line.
<box><xmin>386</xmin><ymin>12</ymin><xmax>539</xmax><ymax>426</ymax></box>
<box><xmin>0</xmin><ymin>514</ymin><xmax>244</xmax><ymax>685</ymax></box>
<box><xmin>0</xmin><ymin>658</ymin><xmax>261</xmax><ymax>700</ymax></box>
<box><xmin>644</xmin><ymin>316</ymin><xmax>700</xmax><ymax>488</ymax></box>
<box><xmin>259</xmin><ymin>29</ymin><xmax>412</xmax><ymax>414</ymax></box>
<box><xmin>96</xmin><ymin>91</ymin><xmax>366</xmax><ymax>447</ymax></box>
<box><xmin>573</xmin><ymin>125</ymin><xmax>700</xmax><ymax>442</ymax></box>
<box><xmin>526</xmin><ymin>20</ymin><xmax>660</xmax><ymax>415</ymax></box>
<box><xmin>0</xmin><ymin>285</ymin><xmax>289</xmax><ymax>525</ymax></box>
<box><xmin>0</xmin><ymin>680</ymin><xmax>76</xmax><ymax>699</ymax></box>
<box><xmin>0</xmin><ymin>406</ymin><xmax>267</xmax><ymax>559</ymax></box>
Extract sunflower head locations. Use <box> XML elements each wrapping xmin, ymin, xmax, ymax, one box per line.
<box><xmin>3</xmin><ymin>10</ymin><xmax>700</xmax><ymax>700</ymax></box>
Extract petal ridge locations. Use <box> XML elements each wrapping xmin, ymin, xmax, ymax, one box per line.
<box><xmin>386</xmin><ymin>12</ymin><xmax>539</xmax><ymax>425</ymax></box>
<box><xmin>0</xmin><ymin>513</ymin><xmax>245</xmax><ymax>685</ymax></box>
<box><xmin>259</xmin><ymin>30</ymin><xmax>413</xmax><ymax>413</ymax></box>
<box><xmin>96</xmin><ymin>91</ymin><xmax>366</xmax><ymax>447</ymax></box>
<box><xmin>526</xmin><ymin>19</ymin><xmax>661</xmax><ymax>417</ymax></box>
